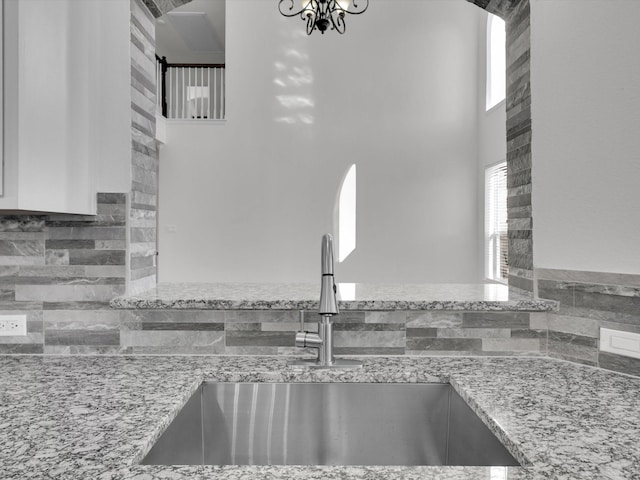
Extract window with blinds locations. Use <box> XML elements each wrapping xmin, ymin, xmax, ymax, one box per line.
<box><xmin>485</xmin><ymin>162</ymin><xmax>508</xmax><ymax>283</ymax></box>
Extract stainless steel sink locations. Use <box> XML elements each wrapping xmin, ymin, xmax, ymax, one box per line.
<box><xmin>142</xmin><ymin>382</ymin><xmax>520</xmax><ymax>466</ymax></box>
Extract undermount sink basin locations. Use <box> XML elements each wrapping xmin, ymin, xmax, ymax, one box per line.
<box><xmin>142</xmin><ymin>382</ymin><xmax>520</xmax><ymax>467</ymax></box>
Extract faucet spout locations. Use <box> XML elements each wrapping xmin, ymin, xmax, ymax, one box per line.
<box><xmin>321</xmin><ymin>233</ymin><xmax>335</xmax><ymax>276</ymax></box>
<box><xmin>289</xmin><ymin>234</ymin><xmax>361</xmax><ymax>369</ymax></box>
<box><xmin>319</xmin><ymin>234</ymin><xmax>339</xmax><ymax>316</ymax></box>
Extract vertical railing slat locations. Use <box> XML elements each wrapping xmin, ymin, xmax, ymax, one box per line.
<box><xmin>198</xmin><ymin>67</ymin><xmax>204</xmax><ymax>118</ymax></box>
<box><xmin>213</xmin><ymin>68</ymin><xmax>218</xmax><ymax>120</ymax></box>
<box><xmin>207</xmin><ymin>67</ymin><xmax>211</xmax><ymax>119</ymax></box>
<box><xmin>221</xmin><ymin>67</ymin><xmax>225</xmax><ymax>120</ymax></box>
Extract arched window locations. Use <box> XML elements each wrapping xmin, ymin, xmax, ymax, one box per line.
<box><xmin>486</xmin><ymin>13</ymin><xmax>506</xmax><ymax>111</ymax></box>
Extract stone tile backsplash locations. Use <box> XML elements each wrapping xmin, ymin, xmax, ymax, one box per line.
<box><xmin>0</xmin><ymin>305</ymin><xmax>547</xmax><ymax>357</ymax></box>
<box><xmin>0</xmin><ymin>193</ymin><xmax>127</xmax><ymax>354</ymax></box>
<box><xmin>536</xmin><ymin>268</ymin><xmax>640</xmax><ymax>376</ymax></box>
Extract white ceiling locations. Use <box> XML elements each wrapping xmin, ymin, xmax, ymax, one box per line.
<box><xmin>155</xmin><ymin>0</ymin><xmax>226</xmax><ymax>64</ymax></box>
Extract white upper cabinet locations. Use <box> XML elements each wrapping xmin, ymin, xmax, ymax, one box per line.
<box><xmin>1</xmin><ymin>0</ymin><xmax>132</xmax><ymax>214</ymax></box>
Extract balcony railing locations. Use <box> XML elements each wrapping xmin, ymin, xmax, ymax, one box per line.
<box><xmin>156</xmin><ymin>55</ymin><xmax>225</xmax><ymax>120</ymax></box>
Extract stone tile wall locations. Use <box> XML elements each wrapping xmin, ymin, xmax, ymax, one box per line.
<box><xmin>504</xmin><ymin>0</ymin><xmax>534</xmax><ymax>295</ymax></box>
<box><xmin>129</xmin><ymin>0</ymin><xmax>158</xmax><ymax>295</ymax></box>
<box><xmin>1</xmin><ymin>305</ymin><xmax>548</xmax><ymax>357</ymax></box>
<box><xmin>536</xmin><ymin>268</ymin><xmax>640</xmax><ymax>376</ymax></box>
<box><xmin>0</xmin><ymin>194</ymin><xmax>127</xmax><ymax>354</ymax></box>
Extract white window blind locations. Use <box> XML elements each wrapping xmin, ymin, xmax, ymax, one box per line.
<box><xmin>485</xmin><ymin>162</ymin><xmax>508</xmax><ymax>282</ymax></box>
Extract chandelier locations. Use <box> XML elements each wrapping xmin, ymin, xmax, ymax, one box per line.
<box><xmin>278</xmin><ymin>0</ymin><xmax>369</xmax><ymax>35</ymax></box>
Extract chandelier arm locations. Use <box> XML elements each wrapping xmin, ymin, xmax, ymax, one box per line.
<box><xmin>306</xmin><ymin>13</ymin><xmax>316</xmax><ymax>35</ymax></box>
<box><xmin>351</xmin><ymin>0</ymin><xmax>369</xmax><ymax>14</ymax></box>
<box><xmin>330</xmin><ymin>10</ymin><xmax>346</xmax><ymax>34</ymax></box>
<box><xmin>340</xmin><ymin>0</ymin><xmax>369</xmax><ymax>15</ymax></box>
<box><xmin>278</xmin><ymin>0</ymin><xmax>312</xmax><ymax>17</ymax></box>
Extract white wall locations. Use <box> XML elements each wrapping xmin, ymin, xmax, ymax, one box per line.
<box><xmin>158</xmin><ymin>0</ymin><xmax>486</xmax><ymax>284</ymax></box>
<box><xmin>476</xmin><ymin>12</ymin><xmax>507</xmax><ymax>279</ymax></box>
<box><xmin>0</xmin><ymin>0</ymin><xmax>131</xmax><ymax>213</ymax></box>
<box><xmin>531</xmin><ymin>0</ymin><xmax>640</xmax><ymax>274</ymax></box>
<box><xmin>93</xmin><ymin>0</ymin><xmax>132</xmax><ymax>194</ymax></box>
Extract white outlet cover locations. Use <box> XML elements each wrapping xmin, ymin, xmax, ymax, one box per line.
<box><xmin>600</xmin><ymin>328</ymin><xmax>640</xmax><ymax>360</ymax></box>
<box><xmin>0</xmin><ymin>314</ymin><xmax>27</xmax><ymax>336</ymax></box>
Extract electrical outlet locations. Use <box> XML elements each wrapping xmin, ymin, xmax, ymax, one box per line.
<box><xmin>0</xmin><ymin>314</ymin><xmax>27</xmax><ymax>336</ymax></box>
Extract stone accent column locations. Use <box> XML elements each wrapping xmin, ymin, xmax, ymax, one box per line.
<box><xmin>504</xmin><ymin>0</ymin><xmax>533</xmax><ymax>295</ymax></box>
<box><xmin>128</xmin><ymin>0</ymin><xmax>159</xmax><ymax>294</ymax></box>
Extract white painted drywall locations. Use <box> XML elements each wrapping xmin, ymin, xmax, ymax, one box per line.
<box><xmin>531</xmin><ymin>0</ymin><xmax>640</xmax><ymax>274</ymax></box>
<box><xmin>93</xmin><ymin>0</ymin><xmax>132</xmax><ymax>194</ymax></box>
<box><xmin>158</xmin><ymin>0</ymin><xmax>486</xmax><ymax>283</ymax></box>
<box><xmin>476</xmin><ymin>12</ymin><xmax>507</xmax><ymax>279</ymax></box>
<box><xmin>0</xmin><ymin>0</ymin><xmax>131</xmax><ymax>213</ymax></box>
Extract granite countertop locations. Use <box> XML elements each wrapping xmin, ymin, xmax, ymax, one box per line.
<box><xmin>1</xmin><ymin>355</ymin><xmax>638</xmax><ymax>479</ymax></box>
<box><xmin>110</xmin><ymin>282</ymin><xmax>557</xmax><ymax>311</ymax></box>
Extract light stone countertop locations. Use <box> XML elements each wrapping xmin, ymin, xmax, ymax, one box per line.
<box><xmin>111</xmin><ymin>282</ymin><xmax>556</xmax><ymax>311</ymax></box>
<box><xmin>1</xmin><ymin>355</ymin><xmax>638</xmax><ymax>479</ymax></box>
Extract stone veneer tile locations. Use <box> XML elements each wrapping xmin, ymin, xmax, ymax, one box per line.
<box><xmin>141</xmin><ymin>322</ymin><xmax>224</xmax><ymax>331</ymax></box>
<box><xmin>437</xmin><ymin>328</ymin><xmax>511</xmax><ymax>339</ymax></box>
<box><xmin>538</xmin><ymin>280</ymin><xmax>574</xmax><ymax>305</ymax></box>
<box><xmin>406</xmin><ymin>312</ymin><xmax>463</xmax><ymax>328</ymax></box>
<box><xmin>225</xmin><ymin>330</ymin><xmax>294</xmax><ymax>347</ymax></box>
<box><xmin>261</xmin><ymin>322</ymin><xmax>307</xmax><ymax>332</ymax></box>
<box><xmin>548</xmin><ymin>352</ymin><xmax>598</xmax><ymax>368</ymax></box>
<box><xmin>68</xmin><ymin>250</ymin><xmax>126</xmax><ymax>266</ymax></box>
<box><xmin>558</xmin><ymin>304</ymin><xmax>640</xmax><ymax>327</ymax></box>
<box><xmin>535</xmin><ymin>268</ymin><xmax>640</xmax><ymax>287</ymax></box>
<box><xmin>47</xmin><ymin>227</ymin><xmax>126</xmax><ymax>240</ymax></box>
<box><xmin>511</xmin><ymin>328</ymin><xmax>547</xmax><ymax>339</ymax></box>
<box><xmin>482</xmin><ymin>338</ymin><xmax>541</xmax><ymax>352</ymax></box>
<box><xmin>598</xmin><ymin>352</ymin><xmax>640</xmax><ymax>377</ymax></box>
<box><xmin>600</xmin><ymin>320</ymin><xmax>640</xmax><ymax>335</ymax></box>
<box><xmin>333</xmin><ymin>347</ymin><xmax>405</xmax><ymax>355</ymax></box>
<box><xmin>224</xmin><ymin>347</ymin><xmax>278</xmax><ymax>355</ymax></box>
<box><xmin>333</xmin><ymin>331</ymin><xmax>405</xmax><ymax>349</ymax></box>
<box><xmin>0</xmin><ymin>344</ymin><xmax>44</xmax><ymax>354</ymax></box>
<box><xmin>406</xmin><ymin>338</ymin><xmax>482</xmax><ymax>351</ymax></box>
<box><xmin>546</xmin><ymin>314</ymin><xmax>600</xmax><ymax>338</ymax></box>
<box><xmin>0</xmin><ymin>240</ymin><xmax>45</xmax><ymax>256</ymax></box>
<box><xmin>548</xmin><ymin>340</ymin><xmax>598</xmax><ymax>365</ymax></box>
<box><xmin>0</xmin><ymin>333</ymin><xmax>43</xmax><ymax>345</ymax></box>
<box><xmin>333</xmin><ymin>323</ymin><xmax>404</xmax><ymax>332</ymax></box>
<box><xmin>276</xmin><ymin>347</ymin><xmax>317</xmax><ymax>356</ymax></box>
<box><xmin>548</xmin><ymin>331</ymin><xmax>598</xmax><ymax>348</ymax></box>
<box><xmin>573</xmin><ymin>289</ymin><xmax>640</xmax><ymax>316</ymax></box>
<box><xmin>405</xmin><ymin>350</ymin><xmax>483</xmax><ymax>356</ymax></box>
<box><xmin>45</xmin><ymin>330</ymin><xmax>120</xmax><ymax>346</ymax></box>
<box><xmin>121</xmin><ymin>309</ymin><xmax>226</xmax><ymax>325</ymax></box>
<box><xmin>43</xmin><ymin>301</ymin><xmax>112</xmax><ymax>310</ymax></box>
<box><xmin>406</xmin><ymin>328</ymin><xmax>438</xmax><ymax>338</ymax></box>
<box><xmin>462</xmin><ymin>312</ymin><xmax>530</xmax><ymax>328</ymax></box>
<box><xmin>44</xmin><ymin>345</ymin><xmax>123</xmax><ymax>355</ymax></box>
<box><xmin>0</xmin><ymin>256</ymin><xmax>45</xmax><ymax>266</ymax></box>
<box><xmin>16</xmin><ymin>285</ymin><xmax>125</xmax><ymax>302</ymax></box>
<box><xmin>364</xmin><ymin>311</ymin><xmax>407</xmax><ymax>323</ymax></box>
<box><xmin>528</xmin><ymin>312</ymin><xmax>549</xmax><ymax>329</ymax></box>
<box><xmin>121</xmin><ymin>330</ymin><xmax>224</xmax><ymax>353</ymax></box>
<box><xmin>223</xmin><ymin>311</ymin><xmax>298</xmax><ymax>323</ymax></box>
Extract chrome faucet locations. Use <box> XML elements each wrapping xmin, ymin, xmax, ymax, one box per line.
<box><xmin>290</xmin><ymin>234</ymin><xmax>362</xmax><ymax>369</ymax></box>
